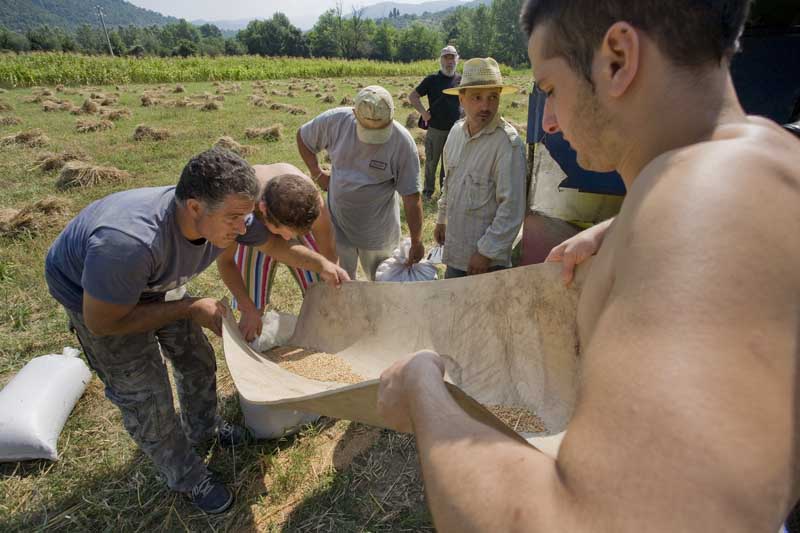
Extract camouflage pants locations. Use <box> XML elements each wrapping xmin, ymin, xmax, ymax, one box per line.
<box><xmin>65</xmin><ymin>308</ymin><xmax>218</xmax><ymax>492</ymax></box>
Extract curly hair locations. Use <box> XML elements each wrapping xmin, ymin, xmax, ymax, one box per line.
<box><xmin>260</xmin><ymin>174</ymin><xmax>321</xmax><ymax>234</ymax></box>
<box><xmin>175</xmin><ymin>147</ymin><xmax>258</xmax><ymax>211</ymax></box>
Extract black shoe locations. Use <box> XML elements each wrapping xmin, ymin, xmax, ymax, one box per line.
<box><xmin>188</xmin><ymin>475</ymin><xmax>234</xmax><ymax>514</ymax></box>
<box><xmin>217</xmin><ymin>420</ymin><xmax>252</xmax><ymax>448</ymax></box>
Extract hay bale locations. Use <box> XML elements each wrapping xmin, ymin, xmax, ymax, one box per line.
<box><xmin>0</xmin><ymin>116</ymin><xmax>22</xmax><ymax>126</ymax></box>
<box><xmin>214</xmin><ymin>136</ymin><xmax>253</xmax><ymax>156</ymax></box>
<box><xmin>101</xmin><ymin>108</ymin><xmax>132</xmax><ymax>121</ymax></box>
<box><xmin>133</xmin><ymin>124</ymin><xmax>170</xmax><ymax>141</ymax></box>
<box><xmin>405</xmin><ymin>111</ymin><xmax>420</xmax><ymax>129</ymax></box>
<box><xmin>173</xmin><ymin>84</ymin><xmax>186</xmax><ymax>93</ymax></box>
<box><xmin>0</xmin><ymin>101</ymin><xmax>13</xmax><ymax>112</ymax></box>
<box><xmin>269</xmin><ymin>102</ymin><xmax>289</xmax><ymax>111</ymax></box>
<box><xmin>245</xmin><ymin>124</ymin><xmax>283</xmax><ymax>142</ymax></box>
<box><xmin>81</xmin><ymin>99</ymin><xmax>99</xmax><ymax>114</ymax></box>
<box><xmin>248</xmin><ymin>95</ymin><xmax>271</xmax><ymax>107</ymax></box>
<box><xmin>58</xmin><ymin>101</ymin><xmax>73</xmax><ymax>111</ymax></box>
<box><xmin>32</xmin><ymin>150</ymin><xmax>89</xmax><ymax>172</ymax></box>
<box><xmin>0</xmin><ymin>197</ymin><xmax>70</xmax><ymax>238</ymax></box>
<box><xmin>200</xmin><ymin>101</ymin><xmax>221</xmax><ymax>111</ymax></box>
<box><xmin>68</xmin><ymin>105</ymin><xmax>84</xmax><ymax>115</ymax></box>
<box><xmin>90</xmin><ymin>92</ymin><xmax>105</xmax><ymax>100</ymax></box>
<box><xmin>287</xmin><ymin>105</ymin><xmax>307</xmax><ymax>115</ymax></box>
<box><xmin>100</xmin><ymin>97</ymin><xmax>118</xmax><ymax>106</ymax></box>
<box><xmin>140</xmin><ymin>95</ymin><xmax>160</xmax><ymax>107</ymax></box>
<box><xmin>55</xmin><ymin>84</ymin><xmax>64</xmax><ymax>92</ymax></box>
<box><xmin>1</xmin><ymin>129</ymin><xmax>48</xmax><ymax>148</ymax></box>
<box><xmin>76</xmin><ymin>119</ymin><xmax>114</xmax><ymax>133</ymax></box>
<box><xmin>41</xmin><ymin>100</ymin><xmax>61</xmax><ymax>112</ymax></box>
<box><xmin>340</xmin><ymin>96</ymin><xmax>354</xmax><ymax>106</ymax></box>
<box><xmin>56</xmin><ymin>161</ymin><xmax>129</xmax><ymax>190</ymax></box>
<box><xmin>320</xmin><ymin>94</ymin><xmax>335</xmax><ymax>104</ymax></box>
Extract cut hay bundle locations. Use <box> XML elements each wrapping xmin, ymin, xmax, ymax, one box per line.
<box><xmin>0</xmin><ymin>101</ymin><xmax>13</xmax><ymax>111</ymax></box>
<box><xmin>314</xmin><ymin>92</ymin><xmax>322</xmax><ymax>98</ymax></box>
<box><xmin>0</xmin><ymin>116</ymin><xmax>22</xmax><ymax>126</ymax></box>
<box><xmin>101</xmin><ymin>108</ymin><xmax>132</xmax><ymax>121</ymax></box>
<box><xmin>173</xmin><ymin>84</ymin><xmax>185</xmax><ymax>93</ymax></box>
<box><xmin>140</xmin><ymin>95</ymin><xmax>161</xmax><ymax>107</ymax></box>
<box><xmin>412</xmin><ymin>129</ymin><xmax>427</xmax><ymax>144</ymax></box>
<box><xmin>340</xmin><ymin>96</ymin><xmax>354</xmax><ymax>106</ymax></box>
<box><xmin>0</xmin><ymin>197</ymin><xmax>70</xmax><ymax>238</ymax></box>
<box><xmin>397</xmin><ymin>92</ymin><xmax>408</xmax><ymax>99</ymax></box>
<box><xmin>245</xmin><ymin>124</ymin><xmax>283</xmax><ymax>142</ymax></box>
<box><xmin>55</xmin><ymin>84</ymin><xmax>64</xmax><ymax>92</ymax></box>
<box><xmin>212</xmin><ymin>94</ymin><xmax>225</xmax><ymax>102</ymax></box>
<box><xmin>416</xmin><ymin>143</ymin><xmax>426</xmax><ymax>165</ymax></box>
<box><xmin>32</xmin><ymin>150</ymin><xmax>89</xmax><ymax>172</ymax></box>
<box><xmin>287</xmin><ymin>91</ymin><xmax>296</xmax><ymax>98</ymax></box>
<box><xmin>37</xmin><ymin>89</ymin><xmax>54</xmax><ymax>97</ymax></box>
<box><xmin>320</xmin><ymin>94</ymin><xmax>335</xmax><ymax>104</ymax></box>
<box><xmin>214</xmin><ymin>136</ymin><xmax>253</xmax><ymax>156</ymax></box>
<box><xmin>56</xmin><ymin>161</ymin><xmax>129</xmax><ymax>190</ymax></box>
<box><xmin>133</xmin><ymin>124</ymin><xmax>170</xmax><ymax>141</ymax></box>
<box><xmin>510</xmin><ymin>100</ymin><xmax>523</xmax><ymax>109</ymax></box>
<box><xmin>173</xmin><ymin>97</ymin><xmax>193</xmax><ymax>108</ymax></box>
<box><xmin>401</xmin><ymin>100</ymin><xmax>413</xmax><ymax>108</ymax></box>
<box><xmin>286</xmin><ymin>105</ymin><xmax>307</xmax><ymax>115</ymax></box>
<box><xmin>200</xmin><ymin>101</ymin><xmax>221</xmax><ymax>112</ymax></box>
<box><xmin>249</xmin><ymin>95</ymin><xmax>270</xmax><ymax>107</ymax></box>
<box><xmin>1</xmin><ymin>129</ymin><xmax>49</xmax><ymax>148</ymax></box>
<box><xmin>288</xmin><ymin>84</ymin><xmax>298</xmax><ymax>91</ymax></box>
<box><xmin>270</xmin><ymin>90</ymin><xmax>288</xmax><ymax>97</ymax></box>
<box><xmin>405</xmin><ymin>111</ymin><xmax>420</xmax><ymax>129</ymax></box>
<box><xmin>42</xmin><ymin>101</ymin><xmax>61</xmax><ymax>112</ymax></box>
<box><xmin>270</xmin><ymin>102</ymin><xmax>289</xmax><ymax>111</ymax></box>
<box><xmin>68</xmin><ymin>105</ymin><xmax>84</xmax><ymax>115</ymax></box>
<box><xmin>90</xmin><ymin>92</ymin><xmax>105</xmax><ymax>100</ymax></box>
<box><xmin>100</xmin><ymin>97</ymin><xmax>118</xmax><ymax>106</ymax></box>
<box><xmin>76</xmin><ymin>119</ymin><xmax>114</xmax><ymax>133</ymax></box>
<box><xmin>58</xmin><ymin>101</ymin><xmax>73</xmax><ymax>111</ymax></box>
<box><xmin>81</xmin><ymin>99</ymin><xmax>99</xmax><ymax>114</ymax></box>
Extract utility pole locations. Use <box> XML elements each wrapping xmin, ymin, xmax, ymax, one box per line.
<box><xmin>96</xmin><ymin>5</ymin><xmax>114</xmax><ymax>56</ymax></box>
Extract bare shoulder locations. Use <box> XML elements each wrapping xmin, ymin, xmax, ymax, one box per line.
<box><xmin>253</xmin><ymin>163</ymin><xmax>311</xmax><ymax>184</ymax></box>
<box><xmin>558</xmin><ymin>119</ymin><xmax>800</xmax><ymax>530</ymax></box>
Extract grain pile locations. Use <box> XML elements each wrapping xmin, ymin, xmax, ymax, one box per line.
<box><xmin>263</xmin><ymin>346</ymin><xmax>365</xmax><ymax>385</ymax></box>
<box><xmin>56</xmin><ymin>161</ymin><xmax>129</xmax><ymax>189</ymax></box>
<box><xmin>1</xmin><ymin>129</ymin><xmax>49</xmax><ymax>147</ymax></box>
<box><xmin>76</xmin><ymin>119</ymin><xmax>114</xmax><ymax>133</ymax></box>
<box><xmin>245</xmin><ymin>124</ymin><xmax>283</xmax><ymax>142</ymax></box>
<box><xmin>485</xmin><ymin>405</ymin><xmax>546</xmax><ymax>433</ymax></box>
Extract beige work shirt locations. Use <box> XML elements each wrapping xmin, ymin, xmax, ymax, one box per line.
<box><xmin>437</xmin><ymin>115</ymin><xmax>527</xmax><ymax>271</ymax></box>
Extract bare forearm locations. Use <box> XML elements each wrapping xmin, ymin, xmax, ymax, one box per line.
<box><xmin>92</xmin><ymin>298</ymin><xmax>194</xmax><ymax>336</ymax></box>
<box><xmin>403</xmin><ymin>194</ymin><xmax>424</xmax><ymax>243</ymax></box>
<box><xmin>408</xmin><ymin>376</ymin><xmax>564</xmax><ymax>532</ymax></box>
<box><xmin>409</xmin><ymin>92</ymin><xmax>426</xmax><ymax>116</ymax></box>
<box><xmin>296</xmin><ymin>129</ymin><xmax>321</xmax><ymax>176</ymax></box>
<box><xmin>218</xmin><ymin>257</ymin><xmax>258</xmax><ymax>314</ymax></box>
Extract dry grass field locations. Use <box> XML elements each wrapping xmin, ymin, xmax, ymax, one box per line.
<box><xmin>0</xmin><ymin>69</ymin><xmax>532</xmax><ymax>532</ymax></box>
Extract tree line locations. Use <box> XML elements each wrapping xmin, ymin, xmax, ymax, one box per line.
<box><xmin>0</xmin><ymin>0</ymin><xmax>530</xmax><ymax>66</ymax></box>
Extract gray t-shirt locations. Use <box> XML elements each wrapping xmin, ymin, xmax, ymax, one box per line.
<box><xmin>300</xmin><ymin>107</ymin><xmax>420</xmax><ymax>250</ymax></box>
<box><xmin>45</xmin><ymin>186</ymin><xmax>268</xmax><ymax>313</ymax></box>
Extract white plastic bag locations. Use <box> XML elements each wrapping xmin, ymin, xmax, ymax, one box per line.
<box><xmin>0</xmin><ymin>347</ymin><xmax>91</xmax><ymax>462</ymax></box>
<box><xmin>250</xmin><ymin>310</ymin><xmax>298</xmax><ymax>352</ymax></box>
<box><xmin>375</xmin><ymin>238</ymin><xmax>438</xmax><ymax>282</ymax></box>
<box><xmin>426</xmin><ymin>244</ymin><xmax>444</xmax><ymax>265</ymax></box>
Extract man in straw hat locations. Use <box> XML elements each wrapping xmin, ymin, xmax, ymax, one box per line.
<box><xmin>433</xmin><ymin>57</ymin><xmax>527</xmax><ymax>278</ymax></box>
<box><xmin>297</xmin><ymin>85</ymin><xmax>425</xmax><ymax>280</ymax></box>
<box><xmin>409</xmin><ymin>45</ymin><xmax>462</xmax><ymax>200</ymax></box>
<box><xmin>378</xmin><ymin>0</ymin><xmax>800</xmax><ymax>531</ymax></box>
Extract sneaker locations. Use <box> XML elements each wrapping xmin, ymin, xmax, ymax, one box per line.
<box><xmin>188</xmin><ymin>475</ymin><xmax>234</xmax><ymax>514</ymax></box>
<box><xmin>217</xmin><ymin>420</ymin><xmax>252</xmax><ymax>448</ymax></box>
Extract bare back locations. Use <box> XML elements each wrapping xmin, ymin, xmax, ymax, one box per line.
<box><xmin>562</xmin><ymin>118</ymin><xmax>800</xmax><ymax>531</ymax></box>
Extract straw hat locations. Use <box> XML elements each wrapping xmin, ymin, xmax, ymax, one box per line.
<box><xmin>442</xmin><ymin>57</ymin><xmax>518</xmax><ymax>95</ymax></box>
<box><xmin>353</xmin><ymin>85</ymin><xmax>395</xmax><ymax>145</ymax></box>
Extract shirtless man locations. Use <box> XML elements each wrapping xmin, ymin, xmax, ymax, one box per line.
<box><xmin>377</xmin><ymin>0</ymin><xmax>800</xmax><ymax>531</ymax></box>
<box><xmin>217</xmin><ymin>163</ymin><xmax>348</xmax><ymax>341</ymax></box>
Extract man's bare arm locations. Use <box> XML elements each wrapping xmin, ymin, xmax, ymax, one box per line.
<box><xmin>83</xmin><ymin>292</ymin><xmax>223</xmax><ymax>337</ymax></box>
<box><xmin>401</xmin><ymin>192</ymin><xmax>424</xmax><ymax>264</ymax></box>
<box><xmin>408</xmin><ymin>90</ymin><xmax>430</xmax><ymax>123</ymax></box>
<box><xmin>296</xmin><ymin>129</ymin><xmax>329</xmax><ymax>190</ymax></box>
<box><xmin>310</xmin><ymin>195</ymin><xmax>338</xmax><ymax>263</ymax></box>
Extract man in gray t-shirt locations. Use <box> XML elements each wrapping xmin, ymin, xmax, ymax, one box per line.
<box><xmin>297</xmin><ymin>85</ymin><xmax>425</xmax><ymax>280</ymax></box>
<box><xmin>44</xmin><ymin>148</ymin><xmax>346</xmax><ymax>514</ymax></box>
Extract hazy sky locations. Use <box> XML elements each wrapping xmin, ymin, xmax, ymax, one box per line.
<box><xmin>126</xmin><ymin>1</ymin><xmax>441</xmax><ymax>29</ymax></box>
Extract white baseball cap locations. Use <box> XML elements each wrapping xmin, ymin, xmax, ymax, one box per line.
<box><xmin>353</xmin><ymin>85</ymin><xmax>395</xmax><ymax>144</ymax></box>
<box><xmin>440</xmin><ymin>45</ymin><xmax>458</xmax><ymax>57</ymax></box>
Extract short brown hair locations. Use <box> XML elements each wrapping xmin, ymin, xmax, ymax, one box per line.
<box><xmin>520</xmin><ymin>0</ymin><xmax>751</xmax><ymax>86</ymax></box>
<box><xmin>260</xmin><ymin>174</ymin><xmax>320</xmax><ymax>234</ymax></box>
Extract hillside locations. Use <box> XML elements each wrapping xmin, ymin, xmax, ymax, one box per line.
<box><xmin>373</xmin><ymin>0</ymin><xmax>491</xmax><ymax>29</ymax></box>
<box><xmin>0</xmin><ymin>0</ymin><xmax>178</xmax><ymax>33</ymax></box>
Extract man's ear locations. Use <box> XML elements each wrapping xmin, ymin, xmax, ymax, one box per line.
<box><xmin>185</xmin><ymin>198</ymin><xmax>203</xmax><ymax>219</ymax></box>
<box><xmin>258</xmin><ymin>200</ymin><xmax>267</xmax><ymax>217</ymax></box>
<box><xmin>597</xmin><ymin>21</ymin><xmax>640</xmax><ymax>98</ymax></box>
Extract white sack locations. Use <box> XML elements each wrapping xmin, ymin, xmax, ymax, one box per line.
<box><xmin>426</xmin><ymin>244</ymin><xmax>444</xmax><ymax>265</ymax></box>
<box><xmin>375</xmin><ymin>237</ymin><xmax>438</xmax><ymax>282</ymax></box>
<box><xmin>250</xmin><ymin>310</ymin><xmax>299</xmax><ymax>352</ymax></box>
<box><xmin>0</xmin><ymin>347</ymin><xmax>91</xmax><ymax>462</ymax></box>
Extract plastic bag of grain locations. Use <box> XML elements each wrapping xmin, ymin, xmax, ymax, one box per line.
<box><xmin>0</xmin><ymin>347</ymin><xmax>91</xmax><ymax>462</ymax></box>
<box><xmin>250</xmin><ymin>310</ymin><xmax>298</xmax><ymax>352</ymax></box>
<box><xmin>375</xmin><ymin>237</ymin><xmax>438</xmax><ymax>282</ymax></box>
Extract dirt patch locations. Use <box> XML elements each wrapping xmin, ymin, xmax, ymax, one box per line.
<box><xmin>262</xmin><ymin>346</ymin><xmax>364</xmax><ymax>384</ymax></box>
<box><xmin>56</xmin><ymin>161</ymin><xmax>129</xmax><ymax>189</ymax></box>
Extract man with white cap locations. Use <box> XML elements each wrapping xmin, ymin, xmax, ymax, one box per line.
<box><xmin>409</xmin><ymin>45</ymin><xmax>462</xmax><ymax>200</ymax></box>
<box><xmin>434</xmin><ymin>57</ymin><xmax>527</xmax><ymax>278</ymax></box>
<box><xmin>296</xmin><ymin>85</ymin><xmax>424</xmax><ymax>280</ymax></box>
